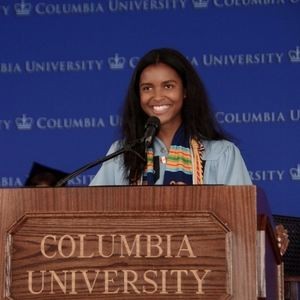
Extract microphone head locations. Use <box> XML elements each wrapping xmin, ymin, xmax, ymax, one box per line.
<box><xmin>145</xmin><ymin>116</ymin><xmax>160</xmax><ymax>130</ymax></box>
<box><xmin>144</xmin><ymin>116</ymin><xmax>160</xmax><ymax>148</ymax></box>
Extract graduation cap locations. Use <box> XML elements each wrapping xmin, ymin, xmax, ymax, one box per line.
<box><xmin>24</xmin><ymin>162</ymin><xmax>69</xmax><ymax>187</ymax></box>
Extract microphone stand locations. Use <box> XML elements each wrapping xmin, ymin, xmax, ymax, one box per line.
<box><xmin>55</xmin><ymin>138</ymin><xmax>145</xmax><ymax>187</ymax></box>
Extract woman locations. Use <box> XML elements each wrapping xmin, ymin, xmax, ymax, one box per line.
<box><xmin>90</xmin><ymin>48</ymin><xmax>252</xmax><ymax>186</ymax></box>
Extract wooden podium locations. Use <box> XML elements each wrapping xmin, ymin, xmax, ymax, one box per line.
<box><xmin>0</xmin><ymin>185</ymin><xmax>281</xmax><ymax>299</ymax></box>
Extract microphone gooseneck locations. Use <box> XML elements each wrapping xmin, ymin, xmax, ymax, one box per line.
<box><xmin>56</xmin><ymin>116</ymin><xmax>160</xmax><ymax>187</ymax></box>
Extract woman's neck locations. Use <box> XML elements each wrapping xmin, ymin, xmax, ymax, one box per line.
<box><xmin>157</xmin><ymin>123</ymin><xmax>181</xmax><ymax>151</ymax></box>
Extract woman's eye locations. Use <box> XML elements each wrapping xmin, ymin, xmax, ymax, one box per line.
<box><xmin>165</xmin><ymin>84</ymin><xmax>173</xmax><ymax>89</ymax></box>
<box><xmin>141</xmin><ymin>86</ymin><xmax>151</xmax><ymax>92</ymax></box>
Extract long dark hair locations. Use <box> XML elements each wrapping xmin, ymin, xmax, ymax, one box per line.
<box><xmin>121</xmin><ymin>48</ymin><xmax>227</xmax><ymax>182</ymax></box>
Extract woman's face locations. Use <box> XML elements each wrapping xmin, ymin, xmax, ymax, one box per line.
<box><xmin>139</xmin><ymin>63</ymin><xmax>185</xmax><ymax>131</ymax></box>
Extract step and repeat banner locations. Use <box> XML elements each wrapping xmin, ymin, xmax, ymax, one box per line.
<box><xmin>0</xmin><ymin>0</ymin><xmax>299</xmax><ymax>216</ymax></box>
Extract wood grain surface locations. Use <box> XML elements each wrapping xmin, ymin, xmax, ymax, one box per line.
<box><xmin>0</xmin><ymin>185</ymin><xmax>263</xmax><ymax>299</ymax></box>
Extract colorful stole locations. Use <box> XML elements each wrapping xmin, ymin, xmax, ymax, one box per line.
<box><xmin>142</xmin><ymin>126</ymin><xmax>204</xmax><ymax>185</ymax></box>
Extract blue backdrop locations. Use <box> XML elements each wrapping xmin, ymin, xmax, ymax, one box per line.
<box><xmin>1</xmin><ymin>0</ymin><xmax>299</xmax><ymax>216</ymax></box>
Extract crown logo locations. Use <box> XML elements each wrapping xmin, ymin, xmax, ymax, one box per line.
<box><xmin>288</xmin><ymin>46</ymin><xmax>300</xmax><ymax>63</ymax></box>
<box><xmin>15</xmin><ymin>114</ymin><xmax>34</xmax><ymax>130</ymax></box>
<box><xmin>14</xmin><ymin>0</ymin><xmax>32</xmax><ymax>16</ymax></box>
<box><xmin>108</xmin><ymin>53</ymin><xmax>126</xmax><ymax>70</ymax></box>
<box><xmin>290</xmin><ymin>164</ymin><xmax>300</xmax><ymax>181</ymax></box>
<box><xmin>192</xmin><ymin>0</ymin><xmax>210</xmax><ymax>8</ymax></box>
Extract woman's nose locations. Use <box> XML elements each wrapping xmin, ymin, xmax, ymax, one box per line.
<box><xmin>152</xmin><ymin>87</ymin><xmax>164</xmax><ymax>100</ymax></box>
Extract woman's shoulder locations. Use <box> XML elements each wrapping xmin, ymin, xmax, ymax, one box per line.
<box><xmin>106</xmin><ymin>139</ymin><xmax>124</xmax><ymax>153</ymax></box>
<box><xmin>201</xmin><ymin>139</ymin><xmax>252</xmax><ymax>185</ymax></box>
<box><xmin>202</xmin><ymin>139</ymin><xmax>240</xmax><ymax>160</ymax></box>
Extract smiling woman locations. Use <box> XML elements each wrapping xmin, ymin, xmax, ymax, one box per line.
<box><xmin>90</xmin><ymin>48</ymin><xmax>252</xmax><ymax>186</ymax></box>
<box><xmin>139</xmin><ymin>63</ymin><xmax>185</xmax><ymax>150</ymax></box>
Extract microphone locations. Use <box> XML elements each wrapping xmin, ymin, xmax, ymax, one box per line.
<box><xmin>55</xmin><ymin>117</ymin><xmax>159</xmax><ymax>187</ymax></box>
<box><xmin>144</xmin><ymin>116</ymin><xmax>160</xmax><ymax>148</ymax></box>
<box><xmin>56</xmin><ymin>141</ymin><xmax>146</xmax><ymax>187</ymax></box>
